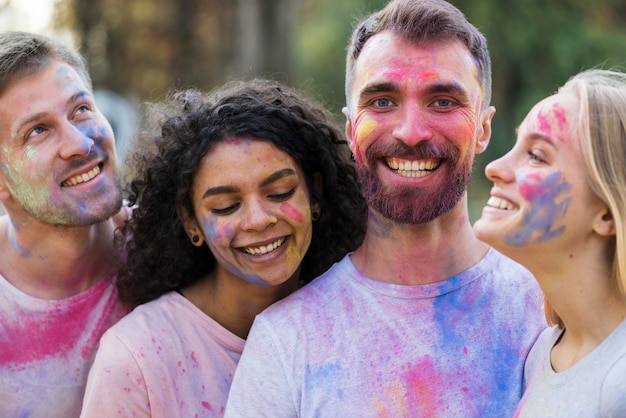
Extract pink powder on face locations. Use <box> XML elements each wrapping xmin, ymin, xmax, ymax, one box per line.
<box><xmin>552</xmin><ymin>103</ymin><xmax>568</xmax><ymax>137</ymax></box>
<box><xmin>280</xmin><ymin>202</ymin><xmax>304</xmax><ymax>223</ymax></box>
<box><xmin>517</xmin><ymin>171</ymin><xmax>547</xmax><ymax>202</ymax></box>
<box><xmin>535</xmin><ymin>110</ymin><xmax>552</xmax><ymax>137</ymax></box>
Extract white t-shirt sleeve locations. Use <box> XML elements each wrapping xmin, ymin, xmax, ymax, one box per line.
<box><xmin>80</xmin><ymin>330</ymin><xmax>150</xmax><ymax>417</ymax></box>
<box><xmin>600</xmin><ymin>353</ymin><xmax>626</xmax><ymax>417</ymax></box>
<box><xmin>225</xmin><ymin>317</ymin><xmax>296</xmax><ymax>417</ymax></box>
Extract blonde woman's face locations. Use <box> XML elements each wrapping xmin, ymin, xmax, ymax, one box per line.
<box><xmin>474</xmin><ymin>91</ymin><xmax>606</xmax><ymax>256</ymax></box>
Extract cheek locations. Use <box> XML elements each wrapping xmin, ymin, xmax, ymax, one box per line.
<box><xmin>201</xmin><ymin>214</ymin><xmax>234</xmax><ymax>246</ymax></box>
<box><xmin>80</xmin><ymin>122</ymin><xmax>110</xmax><ymax>147</ymax></box>
<box><xmin>354</xmin><ymin>119</ymin><xmax>378</xmax><ymax>145</ymax></box>
<box><xmin>280</xmin><ymin>202</ymin><xmax>306</xmax><ymax>223</ymax></box>
<box><xmin>352</xmin><ymin>114</ymin><xmax>379</xmax><ymax>147</ymax></box>
<box><xmin>516</xmin><ymin>170</ymin><xmax>548</xmax><ymax>202</ymax></box>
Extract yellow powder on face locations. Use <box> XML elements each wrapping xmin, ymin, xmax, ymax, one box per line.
<box><xmin>356</xmin><ymin>119</ymin><xmax>378</xmax><ymax>143</ymax></box>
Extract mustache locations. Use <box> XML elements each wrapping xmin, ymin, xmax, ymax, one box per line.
<box><xmin>364</xmin><ymin>140</ymin><xmax>460</xmax><ymax>161</ymax></box>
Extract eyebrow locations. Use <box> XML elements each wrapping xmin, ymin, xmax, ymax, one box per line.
<box><xmin>515</xmin><ymin>127</ymin><xmax>556</xmax><ymax>146</ymax></box>
<box><xmin>358</xmin><ymin>81</ymin><xmax>470</xmax><ymax>102</ymax></box>
<box><xmin>202</xmin><ymin>168</ymin><xmax>297</xmax><ymax>199</ymax></box>
<box><xmin>14</xmin><ymin>91</ymin><xmax>91</xmax><ymax>133</ymax></box>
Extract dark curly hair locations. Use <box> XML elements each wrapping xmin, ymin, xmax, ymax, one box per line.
<box><xmin>117</xmin><ymin>79</ymin><xmax>367</xmax><ymax>307</ymax></box>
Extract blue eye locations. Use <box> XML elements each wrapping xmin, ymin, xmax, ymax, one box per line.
<box><xmin>373</xmin><ymin>98</ymin><xmax>392</xmax><ymax>108</ymax></box>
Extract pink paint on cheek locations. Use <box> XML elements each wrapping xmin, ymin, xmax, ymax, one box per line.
<box><xmin>517</xmin><ymin>171</ymin><xmax>546</xmax><ymax>201</ymax></box>
<box><xmin>280</xmin><ymin>202</ymin><xmax>304</xmax><ymax>223</ymax></box>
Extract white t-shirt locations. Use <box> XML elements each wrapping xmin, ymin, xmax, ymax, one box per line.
<box><xmin>81</xmin><ymin>291</ymin><xmax>245</xmax><ymax>418</ymax></box>
<box><xmin>0</xmin><ymin>274</ymin><xmax>129</xmax><ymax>417</ymax></box>
<box><xmin>515</xmin><ymin>319</ymin><xmax>626</xmax><ymax>417</ymax></box>
<box><xmin>225</xmin><ymin>248</ymin><xmax>546</xmax><ymax>417</ymax></box>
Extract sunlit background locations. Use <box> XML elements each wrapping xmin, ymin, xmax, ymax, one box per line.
<box><xmin>1</xmin><ymin>0</ymin><xmax>625</xmax><ymax>221</ymax></box>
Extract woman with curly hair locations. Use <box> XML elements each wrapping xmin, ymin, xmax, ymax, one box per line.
<box><xmin>80</xmin><ymin>79</ymin><xmax>367</xmax><ymax>417</ymax></box>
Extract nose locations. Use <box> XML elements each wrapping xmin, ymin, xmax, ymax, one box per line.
<box><xmin>59</xmin><ymin>122</ymin><xmax>94</xmax><ymax>159</ymax></box>
<box><xmin>240</xmin><ymin>199</ymin><xmax>277</xmax><ymax>232</ymax></box>
<box><xmin>391</xmin><ymin>102</ymin><xmax>433</xmax><ymax>147</ymax></box>
<box><xmin>485</xmin><ymin>152</ymin><xmax>515</xmax><ymax>184</ymax></box>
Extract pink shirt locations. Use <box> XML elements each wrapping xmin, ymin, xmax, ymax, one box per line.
<box><xmin>0</xmin><ymin>274</ymin><xmax>129</xmax><ymax>417</ymax></box>
<box><xmin>81</xmin><ymin>291</ymin><xmax>245</xmax><ymax>418</ymax></box>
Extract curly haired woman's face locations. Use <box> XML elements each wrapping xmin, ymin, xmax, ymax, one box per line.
<box><xmin>189</xmin><ymin>137</ymin><xmax>317</xmax><ymax>287</ymax></box>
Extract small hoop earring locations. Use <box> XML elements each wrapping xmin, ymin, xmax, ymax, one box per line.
<box><xmin>312</xmin><ymin>211</ymin><xmax>320</xmax><ymax>221</ymax></box>
<box><xmin>192</xmin><ymin>235</ymin><xmax>200</xmax><ymax>243</ymax></box>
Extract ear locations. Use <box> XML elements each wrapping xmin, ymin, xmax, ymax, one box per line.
<box><xmin>342</xmin><ymin>107</ymin><xmax>355</xmax><ymax>153</ymax></box>
<box><xmin>177</xmin><ymin>205</ymin><xmax>205</xmax><ymax>247</ymax></box>
<box><xmin>0</xmin><ymin>182</ymin><xmax>10</xmax><ymax>201</ymax></box>
<box><xmin>310</xmin><ymin>172</ymin><xmax>323</xmax><ymax>219</ymax></box>
<box><xmin>475</xmin><ymin>106</ymin><xmax>496</xmax><ymax>155</ymax></box>
<box><xmin>593</xmin><ymin>207</ymin><xmax>616</xmax><ymax>237</ymax></box>
<box><xmin>0</xmin><ymin>173</ymin><xmax>12</xmax><ymax>202</ymax></box>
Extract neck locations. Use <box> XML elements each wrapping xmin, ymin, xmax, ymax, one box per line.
<box><xmin>0</xmin><ymin>211</ymin><xmax>124</xmax><ymax>299</ymax></box>
<box><xmin>351</xmin><ymin>203</ymin><xmax>489</xmax><ymax>285</ymax></box>
<box><xmin>183</xmin><ymin>269</ymin><xmax>300</xmax><ymax>339</ymax></box>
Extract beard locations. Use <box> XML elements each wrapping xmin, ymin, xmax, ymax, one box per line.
<box><xmin>355</xmin><ymin>141</ymin><xmax>473</xmax><ymax>225</ymax></box>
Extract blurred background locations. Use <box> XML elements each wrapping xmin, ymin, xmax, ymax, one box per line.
<box><xmin>1</xmin><ymin>0</ymin><xmax>625</xmax><ymax>221</ymax></box>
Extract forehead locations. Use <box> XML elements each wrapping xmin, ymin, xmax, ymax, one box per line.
<box><xmin>351</xmin><ymin>31</ymin><xmax>480</xmax><ymax>97</ymax></box>
<box><xmin>196</xmin><ymin>138</ymin><xmax>299</xmax><ymax>180</ymax></box>
<box><xmin>520</xmin><ymin>91</ymin><xmax>580</xmax><ymax>142</ymax></box>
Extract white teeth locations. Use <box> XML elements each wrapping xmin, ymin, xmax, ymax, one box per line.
<box><xmin>487</xmin><ymin>196</ymin><xmax>516</xmax><ymax>211</ymax></box>
<box><xmin>242</xmin><ymin>238</ymin><xmax>285</xmax><ymax>255</ymax></box>
<box><xmin>62</xmin><ymin>165</ymin><xmax>101</xmax><ymax>187</ymax></box>
<box><xmin>386</xmin><ymin>158</ymin><xmax>439</xmax><ymax>178</ymax></box>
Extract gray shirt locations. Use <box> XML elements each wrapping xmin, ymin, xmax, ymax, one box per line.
<box><xmin>516</xmin><ymin>319</ymin><xmax>626</xmax><ymax>417</ymax></box>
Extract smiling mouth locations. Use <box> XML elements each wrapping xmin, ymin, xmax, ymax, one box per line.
<box><xmin>241</xmin><ymin>238</ymin><xmax>286</xmax><ymax>255</ymax></box>
<box><xmin>487</xmin><ymin>196</ymin><xmax>517</xmax><ymax>211</ymax></box>
<box><xmin>386</xmin><ymin>157</ymin><xmax>440</xmax><ymax>178</ymax></box>
<box><xmin>62</xmin><ymin>164</ymin><xmax>101</xmax><ymax>187</ymax></box>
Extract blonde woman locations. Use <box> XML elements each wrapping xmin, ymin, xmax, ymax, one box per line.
<box><xmin>474</xmin><ymin>69</ymin><xmax>626</xmax><ymax>417</ymax></box>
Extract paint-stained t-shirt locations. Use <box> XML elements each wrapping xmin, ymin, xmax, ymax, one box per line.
<box><xmin>514</xmin><ymin>320</ymin><xmax>626</xmax><ymax>417</ymax></box>
<box><xmin>0</xmin><ymin>273</ymin><xmax>129</xmax><ymax>417</ymax></box>
<box><xmin>80</xmin><ymin>291</ymin><xmax>246</xmax><ymax>418</ymax></box>
<box><xmin>225</xmin><ymin>248</ymin><xmax>546</xmax><ymax>417</ymax></box>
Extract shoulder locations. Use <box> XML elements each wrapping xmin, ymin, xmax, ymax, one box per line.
<box><xmin>102</xmin><ymin>292</ymin><xmax>181</xmax><ymax>342</ymax></box>
<box><xmin>258</xmin><ymin>255</ymin><xmax>353</xmax><ymax>320</ymax></box>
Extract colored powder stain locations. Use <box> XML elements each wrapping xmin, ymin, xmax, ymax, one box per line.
<box><xmin>0</xmin><ymin>289</ymin><xmax>101</xmax><ymax>365</ymax></box>
<box><xmin>517</xmin><ymin>171</ymin><xmax>545</xmax><ymax>202</ymax></box>
<box><xmin>280</xmin><ymin>202</ymin><xmax>304</xmax><ymax>223</ymax></box>
<box><xmin>552</xmin><ymin>103</ymin><xmax>568</xmax><ymax>138</ymax></box>
<box><xmin>8</xmin><ymin>232</ymin><xmax>32</xmax><ymax>258</ymax></box>
<box><xmin>535</xmin><ymin>110</ymin><xmax>552</xmax><ymax>137</ymax></box>
<box><xmin>25</xmin><ymin>144</ymin><xmax>37</xmax><ymax>160</ymax></box>
<box><xmin>223</xmin><ymin>136</ymin><xmax>247</xmax><ymax>146</ymax></box>
<box><xmin>368</xmin><ymin>208</ymin><xmax>393</xmax><ymax>239</ymax></box>
<box><xmin>506</xmin><ymin>170</ymin><xmax>571</xmax><ymax>246</ymax></box>
<box><xmin>355</xmin><ymin>119</ymin><xmax>377</xmax><ymax>144</ymax></box>
<box><xmin>373</xmin><ymin>357</ymin><xmax>444</xmax><ymax>416</ymax></box>
<box><xmin>201</xmin><ymin>401</ymin><xmax>213</xmax><ymax>411</ymax></box>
